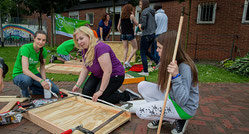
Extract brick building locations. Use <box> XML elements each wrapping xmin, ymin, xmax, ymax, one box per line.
<box><xmin>44</xmin><ymin>0</ymin><xmax>249</xmax><ymax>61</ymax></box>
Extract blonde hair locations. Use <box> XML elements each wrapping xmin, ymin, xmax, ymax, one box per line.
<box><xmin>73</xmin><ymin>26</ymin><xmax>98</xmax><ymax>66</ymax></box>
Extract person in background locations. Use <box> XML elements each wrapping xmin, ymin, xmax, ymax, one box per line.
<box><xmin>0</xmin><ymin>57</ymin><xmax>8</xmax><ymax>93</ymax></box>
<box><xmin>138</xmin><ymin>0</ymin><xmax>159</xmax><ymax>76</ymax></box>
<box><xmin>50</xmin><ymin>39</ymin><xmax>77</xmax><ymax>63</ymax></box>
<box><xmin>117</xmin><ymin>4</ymin><xmax>138</xmax><ymax>68</ymax></box>
<box><xmin>72</xmin><ymin>26</ymin><xmax>141</xmax><ymax>104</ymax></box>
<box><xmin>127</xmin><ymin>31</ymin><xmax>199</xmax><ymax>134</ymax></box>
<box><xmin>13</xmin><ymin>30</ymin><xmax>59</xmax><ymax>97</ymax></box>
<box><xmin>97</xmin><ymin>13</ymin><xmax>112</xmax><ymax>41</ymax></box>
<box><xmin>152</xmin><ymin>2</ymin><xmax>168</xmax><ymax>64</ymax></box>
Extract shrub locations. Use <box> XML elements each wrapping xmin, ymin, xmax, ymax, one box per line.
<box><xmin>221</xmin><ymin>53</ymin><xmax>249</xmax><ymax>77</ymax></box>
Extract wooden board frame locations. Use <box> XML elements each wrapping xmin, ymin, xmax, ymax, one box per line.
<box><xmin>23</xmin><ymin>96</ymin><xmax>131</xmax><ymax>134</ymax></box>
<box><xmin>65</xmin><ymin>59</ymin><xmax>82</xmax><ymax>65</ymax></box>
<box><xmin>43</xmin><ymin>64</ymin><xmax>82</xmax><ymax>75</ymax></box>
<box><xmin>104</xmin><ymin>41</ymin><xmax>136</xmax><ymax>62</ymax></box>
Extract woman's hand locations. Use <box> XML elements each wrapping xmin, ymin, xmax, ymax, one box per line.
<box><xmin>92</xmin><ymin>91</ymin><xmax>103</xmax><ymax>102</ymax></box>
<box><xmin>167</xmin><ymin>61</ymin><xmax>179</xmax><ymax>77</ymax></box>
<box><xmin>72</xmin><ymin>85</ymin><xmax>80</xmax><ymax>92</ymax></box>
<box><xmin>41</xmin><ymin>81</ymin><xmax>50</xmax><ymax>90</ymax></box>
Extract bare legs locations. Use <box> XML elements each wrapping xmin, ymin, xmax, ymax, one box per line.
<box><xmin>123</xmin><ymin>38</ymin><xmax>137</xmax><ymax>67</ymax></box>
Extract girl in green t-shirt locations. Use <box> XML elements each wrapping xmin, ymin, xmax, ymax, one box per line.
<box><xmin>13</xmin><ymin>30</ymin><xmax>59</xmax><ymax>97</ymax></box>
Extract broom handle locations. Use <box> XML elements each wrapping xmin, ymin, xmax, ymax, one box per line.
<box><xmin>157</xmin><ymin>15</ymin><xmax>184</xmax><ymax>134</ymax></box>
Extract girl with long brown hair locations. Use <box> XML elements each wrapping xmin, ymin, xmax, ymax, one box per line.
<box><xmin>125</xmin><ymin>31</ymin><xmax>199</xmax><ymax>134</ymax></box>
<box><xmin>117</xmin><ymin>4</ymin><xmax>138</xmax><ymax>68</ymax></box>
<box><xmin>13</xmin><ymin>30</ymin><xmax>59</xmax><ymax>97</ymax></box>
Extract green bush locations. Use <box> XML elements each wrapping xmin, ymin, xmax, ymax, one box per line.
<box><xmin>221</xmin><ymin>53</ymin><xmax>249</xmax><ymax>77</ymax></box>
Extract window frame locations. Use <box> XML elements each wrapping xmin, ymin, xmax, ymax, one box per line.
<box><xmin>69</xmin><ymin>11</ymin><xmax>79</xmax><ymax>20</ymax></box>
<box><xmin>197</xmin><ymin>2</ymin><xmax>217</xmax><ymax>24</ymax></box>
<box><xmin>242</xmin><ymin>0</ymin><xmax>249</xmax><ymax>23</ymax></box>
<box><xmin>106</xmin><ymin>6</ymin><xmax>121</xmax><ymax>35</ymax></box>
<box><xmin>86</xmin><ymin>12</ymin><xmax>94</xmax><ymax>26</ymax></box>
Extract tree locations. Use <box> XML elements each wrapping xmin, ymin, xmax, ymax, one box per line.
<box><xmin>0</xmin><ymin>0</ymin><xmax>15</xmax><ymax>47</ymax></box>
<box><xmin>21</xmin><ymin>0</ymin><xmax>79</xmax><ymax>46</ymax></box>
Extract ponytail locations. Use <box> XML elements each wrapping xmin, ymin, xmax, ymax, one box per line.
<box><xmin>39</xmin><ymin>48</ymin><xmax>44</xmax><ymax>64</ymax></box>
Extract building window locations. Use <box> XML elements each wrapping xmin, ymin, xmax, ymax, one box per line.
<box><xmin>197</xmin><ymin>2</ymin><xmax>217</xmax><ymax>24</ymax></box>
<box><xmin>106</xmin><ymin>6</ymin><xmax>121</xmax><ymax>35</ymax></box>
<box><xmin>86</xmin><ymin>12</ymin><xmax>94</xmax><ymax>25</ymax></box>
<box><xmin>242</xmin><ymin>0</ymin><xmax>249</xmax><ymax>23</ymax></box>
<box><xmin>69</xmin><ymin>11</ymin><xmax>79</xmax><ymax>20</ymax></box>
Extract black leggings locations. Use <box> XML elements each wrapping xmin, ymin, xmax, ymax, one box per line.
<box><xmin>82</xmin><ymin>74</ymin><xmax>128</xmax><ymax>104</ymax></box>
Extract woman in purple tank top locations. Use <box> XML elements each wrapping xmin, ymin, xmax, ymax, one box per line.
<box><xmin>72</xmin><ymin>26</ymin><xmax>142</xmax><ymax>104</ymax></box>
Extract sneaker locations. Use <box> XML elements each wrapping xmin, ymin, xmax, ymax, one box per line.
<box><xmin>147</xmin><ymin>120</ymin><xmax>167</xmax><ymax>129</ymax></box>
<box><xmin>125</xmin><ymin>62</ymin><xmax>132</xmax><ymax>68</ymax></box>
<box><xmin>124</xmin><ymin>88</ymin><xmax>142</xmax><ymax>101</ymax></box>
<box><xmin>171</xmin><ymin>120</ymin><xmax>189</xmax><ymax>134</ymax></box>
<box><xmin>138</xmin><ymin>72</ymin><xmax>149</xmax><ymax>76</ymax></box>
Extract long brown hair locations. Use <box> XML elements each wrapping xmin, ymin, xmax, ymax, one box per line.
<box><xmin>157</xmin><ymin>31</ymin><xmax>198</xmax><ymax>92</ymax></box>
<box><xmin>140</xmin><ymin>0</ymin><xmax>150</xmax><ymax>10</ymax></box>
<box><xmin>121</xmin><ymin>4</ymin><xmax>133</xmax><ymax>19</ymax></box>
<box><xmin>102</xmin><ymin>13</ymin><xmax>110</xmax><ymax>21</ymax></box>
<box><xmin>34</xmin><ymin>30</ymin><xmax>47</xmax><ymax>65</ymax></box>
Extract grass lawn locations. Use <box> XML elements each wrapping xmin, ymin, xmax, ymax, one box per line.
<box><xmin>1</xmin><ymin>46</ymin><xmax>248</xmax><ymax>83</ymax></box>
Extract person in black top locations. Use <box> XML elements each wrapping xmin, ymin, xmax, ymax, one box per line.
<box><xmin>117</xmin><ymin>4</ymin><xmax>139</xmax><ymax>68</ymax></box>
<box><xmin>0</xmin><ymin>57</ymin><xmax>8</xmax><ymax>93</ymax></box>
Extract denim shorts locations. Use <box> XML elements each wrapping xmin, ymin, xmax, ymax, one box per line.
<box><xmin>121</xmin><ymin>34</ymin><xmax>135</xmax><ymax>41</ymax></box>
<box><xmin>58</xmin><ymin>54</ymin><xmax>70</xmax><ymax>61</ymax></box>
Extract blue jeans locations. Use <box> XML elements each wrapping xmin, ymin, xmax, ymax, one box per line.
<box><xmin>13</xmin><ymin>73</ymin><xmax>59</xmax><ymax>97</ymax></box>
<box><xmin>58</xmin><ymin>54</ymin><xmax>70</xmax><ymax>61</ymax></box>
<box><xmin>140</xmin><ymin>34</ymin><xmax>159</xmax><ymax>72</ymax></box>
<box><xmin>151</xmin><ymin>34</ymin><xmax>160</xmax><ymax>63</ymax></box>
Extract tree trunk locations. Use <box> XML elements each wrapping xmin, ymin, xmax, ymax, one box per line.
<box><xmin>0</xmin><ymin>12</ymin><xmax>4</xmax><ymax>47</ymax></box>
<box><xmin>51</xmin><ymin>7</ymin><xmax>54</xmax><ymax>47</ymax></box>
<box><xmin>112</xmin><ymin>0</ymin><xmax>115</xmax><ymax>41</ymax></box>
<box><xmin>39</xmin><ymin>13</ymin><xmax>43</xmax><ymax>30</ymax></box>
<box><xmin>185</xmin><ymin>0</ymin><xmax>192</xmax><ymax>51</ymax></box>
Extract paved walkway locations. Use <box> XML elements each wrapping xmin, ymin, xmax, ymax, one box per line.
<box><xmin>0</xmin><ymin>82</ymin><xmax>249</xmax><ymax>134</ymax></box>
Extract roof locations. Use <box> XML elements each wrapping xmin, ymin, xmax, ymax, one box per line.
<box><xmin>66</xmin><ymin>0</ymin><xmax>170</xmax><ymax>11</ymax></box>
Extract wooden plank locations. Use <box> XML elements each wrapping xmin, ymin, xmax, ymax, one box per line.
<box><xmin>44</xmin><ymin>64</ymin><xmax>82</xmax><ymax>75</ymax></box>
<box><xmin>0</xmin><ymin>101</ymin><xmax>17</xmax><ymax>113</ymax></box>
<box><xmin>0</xmin><ymin>98</ymin><xmax>28</xmax><ymax>102</ymax></box>
<box><xmin>123</xmin><ymin>71</ymin><xmax>145</xmax><ymax>84</ymax></box>
<box><xmin>24</xmin><ymin>96</ymin><xmax>130</xmax><ymax>134</ymax></box>
<box><xmin>64</xmin><ymin>59</ymin><xmax>82</xmax><ymax>65</ymax></box>
<box><xmin>104</xmin><ymin>41</ymin><xmax>136</xmax><ymax>62</ymax></box>
<box><xmin>0</xmin><ymin>96</ymin><xmax>18</xmax><ymax>98</ymax></box>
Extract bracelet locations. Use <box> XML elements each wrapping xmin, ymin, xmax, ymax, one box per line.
<box><xmin>172</xmin><ymin>73</ymin><xmax>181</xmax><ymax>80</ymax></box>
<box><xmin>75</xmin><ymin>84</ymin><xmax>80</xmax><ymax>88</ymax></box>
<box><xmin>39</xmin><ymin>79</ymin><xmax>44</xmax><ymax>83</ymax></box>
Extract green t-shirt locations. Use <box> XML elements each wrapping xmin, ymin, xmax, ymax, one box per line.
<box><xmin>12</xmin><ymin>43</ymin><xmax>47</xmax><ymax>78</ymax></box>
<box><xmin>57</xmin><ymin>39</ymin><xmax>75</xmax><ymax>55</ymax></box>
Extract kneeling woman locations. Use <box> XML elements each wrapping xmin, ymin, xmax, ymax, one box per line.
<box><xmin>13</xmin><ymin>30</ymin><xmax>59</xmax><ymax>97</ymax></box>
<box><xmin>131</xmin><ymin>31</ymin><xmax>199</xmax><ymax>134</ymax></box>
<box><xmin>72</xmin><ymin>26</ymin><xmax>139</xmax><ymax>104</ymax></box>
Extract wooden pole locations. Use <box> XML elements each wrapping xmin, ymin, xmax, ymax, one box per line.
<box><xmin>157</xmin><ymin>12</ymin><xmax>184</xmax><ymax>134</ymax></box>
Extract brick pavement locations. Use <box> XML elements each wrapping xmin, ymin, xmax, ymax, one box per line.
<box><xmin>0</xmin><ymin>82</ymin><xmax>249</xmax><ymax>134</ymax></box>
